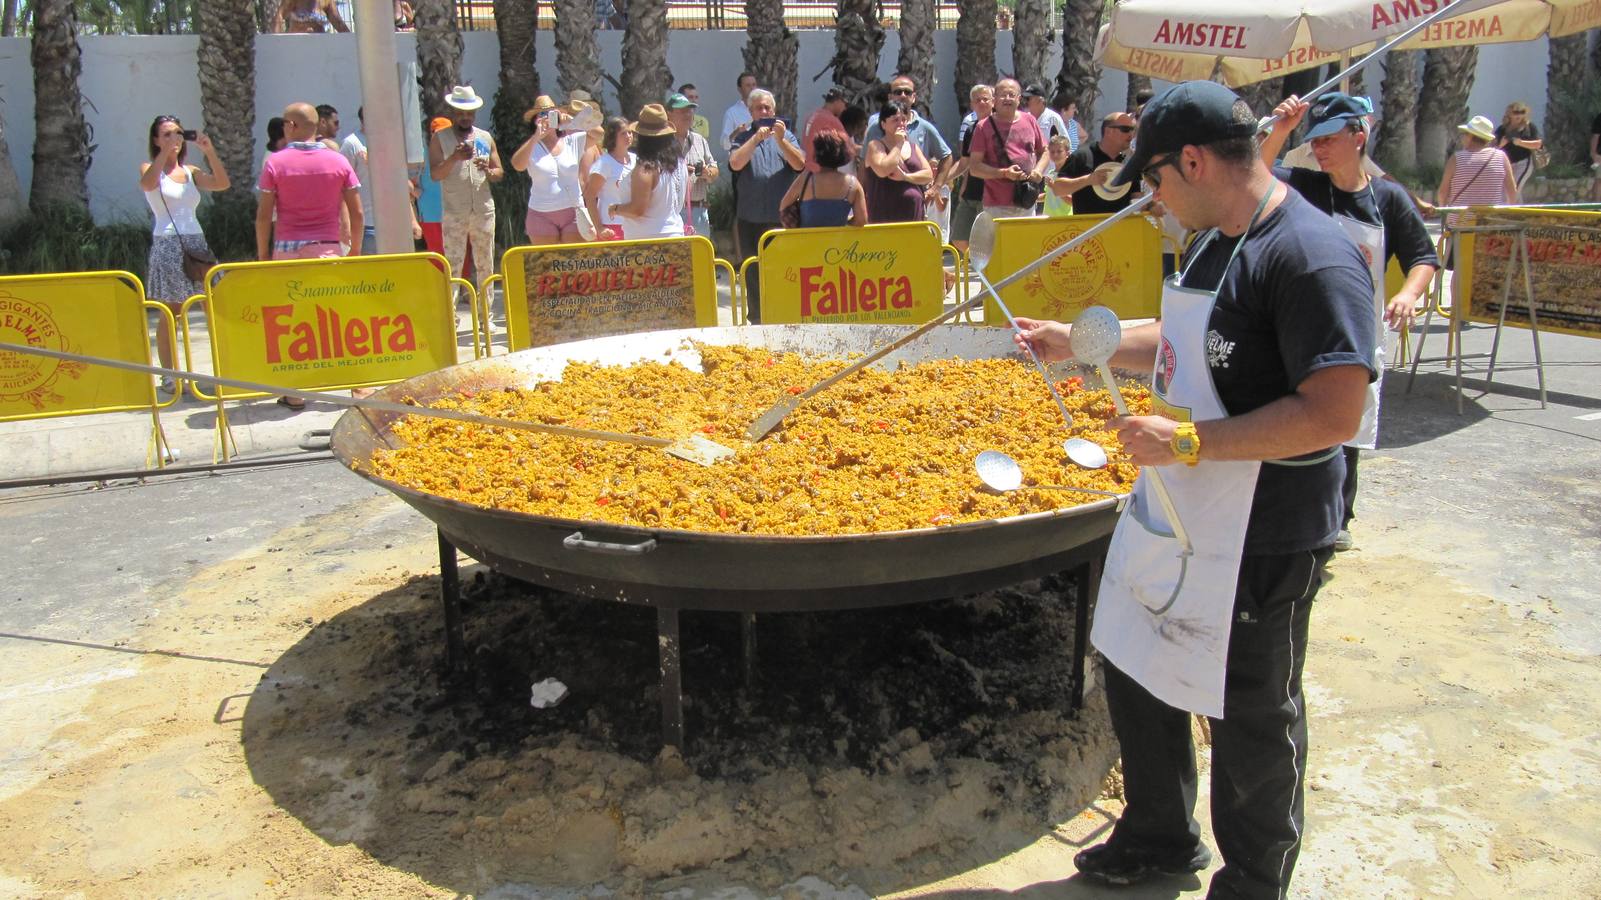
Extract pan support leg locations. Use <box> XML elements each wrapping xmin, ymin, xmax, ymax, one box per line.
<box><xmin>740</xmin><ymin>613</ymin><xmax>758</xmax><ymax>691</ymax></box>
<box><xmin>658</xmin><ymin>606</ymin><xmax>684</xmax><ymax>749</ymax></box>
<box><xmin>436</xmin><ymin>528</ymin><xmax>466</xmax><ymax>674</ymax></box>
<box><xmin>1069</xmin><ymin>556</ymin><xmax>1099</xmax><ymax>715</ymax></box>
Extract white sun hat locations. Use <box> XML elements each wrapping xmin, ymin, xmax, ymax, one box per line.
<box><xmin>444</xmin><ymin>85</ymin><xmax>484</xmax><ymax>111</ymax></box>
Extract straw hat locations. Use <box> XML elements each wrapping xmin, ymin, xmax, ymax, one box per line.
<box><xmin>521</xmin><ymin>95</ymin><xmax>558</xmax><ymax>124</ymax></box>
<box><xmin>1457</xmin><ymin>115</ymin><xmax>1496</xmax><ymax>143</ymax></box>
<box><xmin>634</xmin><ymin>103</ymin><xmax>675</xmax><ymax>137</ymax></box>
<box><xmin>443</xmin><ymin>85</ymin><xmax>483</xmax><ymax>111</ymax></box>
<box><xmin>561</xmin><ymin>103</ymin><xmax>603</xmax><ymax>134</ymax></box>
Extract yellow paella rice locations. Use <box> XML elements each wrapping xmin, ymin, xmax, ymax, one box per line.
<box><xmin>370</xmin><ymin>344</ymin><xmax>1151</xmax><ymax>535</ymax></box>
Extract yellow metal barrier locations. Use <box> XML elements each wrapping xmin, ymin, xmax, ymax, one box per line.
<box><xmin>499</xmin><ymin>235</ymin><xmax>720</xmax><ymax>349</ymax></box>
<box><xmin>753</xmin><ymin>222</ymin><xmax>946</xmax><ymax>325</ymax></box>
<box><xmin>0</xmin><ymin>271</ymin><xmax>179</xmax><ymax>467</ymax></box>
<box><xmin>712</xmin><ymin>258</ymin><xmax>738</xmax><ymax>327</ymax></box>
<box><xmin>468</xmin><ymin>273</ymin><xmax>494</xmax><ymax>357</ymax></box>
<box><xmin>189</xmin><ymin>252</ymin><xmax>464</xmax><ymax>461</ymax></box>
<box><xmin>982</xmin><ymin>212</ymin><xmax>1165</xmax><ymax>323</ymax></box>
<box><xmin>735</xmin><ymin>256</ymin><xmax>756</xmax><ymax>325</ymax></box>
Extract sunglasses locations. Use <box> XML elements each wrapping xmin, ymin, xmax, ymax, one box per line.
<box><xmin>1141</xmin><ymin>152</ymin><xmax>1181</xmax><ymax>188</ymax></box>
<box><xmin>890</xmin><ymin>87</ymin><xmax>915</xmax><ymax>96</ymax></box>
<box><xmin>1109</xmin><ymin>124</ymin><xmax>1136</xmax><ymax>134</ymax></box>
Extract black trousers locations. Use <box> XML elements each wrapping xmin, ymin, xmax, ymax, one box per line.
<box><xmin>1102</xmin><ymin>546</ymin><xmax>1334</xmax><ymax>900</ymax></box>
<box><xmin>1340</xmin><ymin>446</ymin><xmax>1359</xmax><ymax>529</ymax></box>
<box><xmin>736</xmin><ymin>218</ymin><xmax>777</xmax><ymax>324</ymax></box>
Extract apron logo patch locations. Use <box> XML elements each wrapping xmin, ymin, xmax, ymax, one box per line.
<box><xmin>1154</xmin><ymin>337</ymin><xmax>1177</xmax><ymax>395</ymax></box>
<box><xmin>1206</xmin><ymin>329</ymin><xmax>1236</xmax><ymax>369</ymax></box>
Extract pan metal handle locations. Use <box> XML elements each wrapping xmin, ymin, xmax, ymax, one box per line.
<box><xmin>562</xmin><ymin>531</ymin><xmax>658</xmax><ymax>556</ymax></box>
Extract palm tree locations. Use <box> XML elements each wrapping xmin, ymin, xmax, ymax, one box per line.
<box><xmin>0</xmin><ymin>102</ymin><xmax>24</xmax><ymax>228</ymax></box>
<box><xmin>828</xmin><ymin>0</ymin><xmax>885</xmax><ymax>109</ymax></box>
<box><xmin>1125</xmin><ymin>74</ymin><xmax>1151</xmax><ymax>113</ymax></box>
<box><xmin>1235</xmin><ymin>78</ymin><xmax>1284</xmax><ymax>123</ymax></box>
<box><xmin>28</xmin><ymin>0</ymin><xmax>90</xmax><ymax>213</ymax></box>
<box><xmin>744</xmin><ymin>0</ymin><xmax>797</xmax><ymax>116</ymax></box>
<box><xmin>1053</xmin><ymin>0</ymin><xmax>1103</xmax><ymax>119</ymax></box>
<box><xmin>1011</xmin><ymin>0</ymin><xmax>1052</xmax><ymax>93</ymax></box>
<box><xmin>414</xmin><ymin>0</ymin><xmax>464</xmax><ymax>120</ymax></box>
<box><xmin>895</xmin><ymin>0</ymin><xmax>935</xmax><ymax>117</ymax></box>
<box><xmin>1375</xmin><ymin>49</ymin><xmax>1420</xmax><ymax>172</ymax></box>
<box><xmin>492</xmin><ymin>0</ymin><xmax>540</xmax><ymax>142</ymax></box>
<box><xmin>2</xmin><ymin>0</ymin><xmax>20</xmax><ymax>37</ymax></box>
<box><xmin>554</xmin><ymin>0</ymin><xmax>606</xmax><ymax>110</ymax></box>
<box><xmin>196</xmin><ymin>0</ymin><xmax>255</xmax><ymax>204</ymax></box>
<box><xmin>954</xmin><ymin>0</ymin><xmax>997</xmax><ymax>117</ymax></box>
<box><xmin>1416</xmin><ymin>46</ymin><xmax>1477</xmax><ymax>168</ymax></box>
<box><xmin>1543</xmin><ymin>33</ymin><xmax>1589</xmax><ymax>167</ymax></box>
<box><xmin>621</xmin><ymin>0</ymin><xmax>672</xmax><ymax>116</ymax></box>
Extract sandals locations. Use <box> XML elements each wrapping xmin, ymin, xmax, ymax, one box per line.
<box><xmin>276</xmin><ymin>395</ymin><xmax>305</xmax><ymax>411</ymax></box>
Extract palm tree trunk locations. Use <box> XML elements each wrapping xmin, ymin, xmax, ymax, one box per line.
<box><xmin>744</xmin><ymin>0</ymin><xmax>797</xmax><ymax>117</ymax></box>
<box><xmin>954</xmin><ymin>0</ymin><xmax>997</xmax><ymax>117</ymax></box>
<box><xmin>1544</xmin><ymin>33</ymin><xmax>1589</xmax><ymax>168</ymax></box>
<box><xmin>830</xmin><ymin>0</ymin><xmax>885</xmax><ymax>110</ymax></box>
<box><xmin>492</xmin><ymin>0</ymin><xmax>540</xmax><ymax>147</ymax></box>
<box><xmin>895</xmin><ymin>0</ymin><xmax>935</xmax><ymax>118</ymax></box>
<box><xmin>1235</xmin><ymin>78</ymin><xmax>1283</xmax><ymax>124</ymax></box>
<box><xmin>1125</xmin><ymin>74</ymin><xmax>1150</xmax><ymax>113</ymax></box>
<box><xmin>621</xmin><ymin>0</ymin><xmax>672</xmax><ymax>117</ymax></box>
<box><xmin>2</xmin><ymin>0</ymin><xmax>19</xmax><ymax>36</ymax></box>
<box><xmin>554</xmin><ymin>0</ymin><xmax>606</xmax><ymax>111</ymax></box>
<box><xmin>1011</xmin><ymin>0</ymin><xmax>1052</xmax><ymax>93</ymax></box>
<box><xmin>28</xmin><ymin>0</ymin><xmax>90</xmax><ymax>213</ymax></box>
<box><xmin>1375</xmin><ymin>49</ymin><xmax>1420</xmax><ymax>172</ymax></box>
<box><xmin>1052</xmin><ymin>0</ymin><xmax>1103</xmax><ymax>119</ymax></box>
<box><xmin>414</xmin><ymin>0</ymin><xmax>465</xmax><ymax>121</ymax></box>
<box><xmin>196</xmin><ymin>0</ymin><xmax>256</xmax><ymax>204</ymax></box>
<box><xmin>1416</xmin><ymin>46</ymin><xmax>1478</xmax><ymax>169</ymax></box>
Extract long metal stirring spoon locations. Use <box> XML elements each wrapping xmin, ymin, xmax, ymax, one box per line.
<box><xmin>968</xmin><ymin>213</ymin><xmax>1107</xmax><ymax>471</ymax></box>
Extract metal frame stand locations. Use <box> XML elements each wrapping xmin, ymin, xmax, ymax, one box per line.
<box><xmin>1407</xmin><ymin>221</ymin><xmax>1547</xmax><ymax>413</ymax></box>
<box><xmin>432</xmin><ymin>530</ymin><xmax>1105</xmax><ymax>748</ymax></box>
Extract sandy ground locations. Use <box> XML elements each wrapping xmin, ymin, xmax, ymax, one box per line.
<box><xmin>2</xmin><ymin>324</ymin><xmax>1599</xmax><ymax>897</ymax></box>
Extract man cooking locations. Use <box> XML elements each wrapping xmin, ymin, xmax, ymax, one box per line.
<box><xmin>1015</xmin><ymin>81</ymin><xmax>1376</xmax><ymax>897</ymax></box>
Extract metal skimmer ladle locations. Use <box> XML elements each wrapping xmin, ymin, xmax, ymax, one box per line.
<box><xmin>1068</xmin><ymin>306</ymin><xmax>1193</xmax><ymax>555</ymax></box>
<box><xmin>969</xmin><ymin>213</ymin><xmax>1109</xmax><ymax>471</ymax></box>
<box><xmin>973</xmin><ymin>450</ymin><xmax>1124</xmax><ymax>498</ymax></box>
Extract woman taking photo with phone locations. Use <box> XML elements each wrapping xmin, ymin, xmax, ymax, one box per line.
<box><xmin>512</xmin><ymin>95</ymin><xmax>589</xmax><ymax>244</ymax></box>
<box><xmin>139</xmin><ymin>115</ymin><xmax>230</xmax><ymax>396</ymax></box>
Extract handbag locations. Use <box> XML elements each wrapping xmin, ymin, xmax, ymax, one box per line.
<box><xmin>779</xmin><ymin>173</ymin><xmax>810</xmax><ymax>229</ymax></box>
<box><xmin>989</xmin><ymin>115</ymin><xmax>1043</xmax><ymax>210</ymax></box>
<box><xmin>1532</xmin><ymin>145</ymin><xmax>1551</xmax><ymax>171</ymax></box>
<box><xmin>155</xmin><ymin>179</ymin><xmax>216</xmax><ymax>282</ymax></box>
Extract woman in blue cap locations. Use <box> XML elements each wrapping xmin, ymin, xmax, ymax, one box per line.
<box><xmin>1259</xmin><ymin>92</ymin><xmax>1439</xmax><ymax>554</ymax></box>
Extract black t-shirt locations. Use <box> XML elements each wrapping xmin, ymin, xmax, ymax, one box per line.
<box><xmin>1176</xmin><ymin>189</ymin><xmax>1377</xmax><ymax>555</ymax></box>
<box><xmin>1493</xmin><ymin>122</ymin><xmax>1539</xmax><ymax>164</ymax></box>
<box><xmin>1063</xmin><ymin>142</ymin><xmax>1139</xmax><ymax>214</ymax></box>
<box><xmin>1275</xmin><ymin>166</ymin><xmax>1440</xmax><ymax>275</ymax></box>
<box><xmin>959</xmin><ymin>120</ymin><xmax>986</xmax><ymax>202</ymax></box>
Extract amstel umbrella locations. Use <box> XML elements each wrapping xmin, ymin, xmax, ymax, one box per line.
<box><xmin>1096</xmin><ymin>0</ymin><xmax>1601</xmax><ymax>87</ymax></box>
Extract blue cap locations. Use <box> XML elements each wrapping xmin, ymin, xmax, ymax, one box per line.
<box><xmin>1303</xmin><ymin>93</ymin><xmax>1372</xmax><ymax>140</ymax></box>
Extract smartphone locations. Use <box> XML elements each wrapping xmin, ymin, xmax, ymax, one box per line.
<box><xmin>181</xmin><ymin>129</ymin><xmax>198</xmax><ymax>141</ymax></box>
<box><xmin>752</xmin><ymin>117</ymin><xmax>778</xmax><ymax>131</ymax></box>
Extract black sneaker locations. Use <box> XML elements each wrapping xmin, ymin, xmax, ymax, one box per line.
<box><xmin>1073</xmin><ymin>840</ymin><xmax>1213</xmax><ymax>886</ymax></box>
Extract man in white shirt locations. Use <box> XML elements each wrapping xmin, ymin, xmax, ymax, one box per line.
<box><xmin>720</xmin><ymin>72</ymin><xmax>758</xmax><ymax>152</ymax></box>
<box><xmin>1025</xmin><ymin>84</ymin><xmax>1070</xmax><ymax>146</ymax></box>
<box><xmin>338</xmin><ymin>107</ymin><xmax>377</xmax><ymax>255</ymax></box>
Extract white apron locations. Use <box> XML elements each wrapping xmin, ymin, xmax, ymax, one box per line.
<box><xmin>1331</xmin><ymin>181</ymin><xmax>1386</xmax><ymax>450</ymax></box>
<box><xmin>1090</xmin><ymin>206</ymin><xmax>1266</xmax><ymax>719</ymax></box>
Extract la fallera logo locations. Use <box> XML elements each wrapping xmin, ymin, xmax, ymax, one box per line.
<box><xmin>262</xmin><ymin>303</ymin><xmax>417</xmax><ymax>363</ymax></box>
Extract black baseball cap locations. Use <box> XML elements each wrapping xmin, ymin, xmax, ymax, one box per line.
<box><xmin>823</xmin><ymin>86</ymin><xmax>846</xmax><ymax>102</ymax></box>
<box><xmin>1111</xmin><ymin>80</ymin><xmax>1258</xmax><ymax>187</ymax></box>
<box><xmin>1022</xmin><ymin>84</ymin><xmax>1047</xmax><ymax>100</ymax></box>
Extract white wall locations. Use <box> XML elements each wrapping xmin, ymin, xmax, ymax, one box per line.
<box><xmin>0</xmin><ymin>32</ymin><xmax>1552</xmax><ymax>224</ymax></box>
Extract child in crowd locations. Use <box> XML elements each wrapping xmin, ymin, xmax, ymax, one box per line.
<box><xmin>1042</xmin><ymin>135</ymin><xmax>1072</xmax><ymax>217</ymax></box>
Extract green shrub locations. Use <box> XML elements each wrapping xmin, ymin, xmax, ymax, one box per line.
<box><xmin>0</xmin><ymin>203</ymin><xmax>152</xmax><ymax>278</ymax></box>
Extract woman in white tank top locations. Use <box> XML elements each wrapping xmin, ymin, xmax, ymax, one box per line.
<box><xmin>511</xmin><ymin>96</ymin><xmax>590</xmax><ymax>244</ymax></box>
<box><xmin>139</xmin><ymin>115</ymin><xmax>231</xmax><ymax>394</ymax></box>
<box><xmin>611</xmin><ymin>104</ymin><xmax>687</xmax><ymax>240</ymax></box>
<box><xmin>584</xmin><ymin>117</ymin><xmax>635</xmax><ymax>241</ymax></box>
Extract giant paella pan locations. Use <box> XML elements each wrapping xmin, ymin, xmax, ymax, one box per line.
<box><xmin>330</xmin><ymin>325</ymin><xmax>1139</xmax><ymax>611</ymax></box>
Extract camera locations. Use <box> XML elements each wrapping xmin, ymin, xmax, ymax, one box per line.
<box><xmin>690</xmin><ymin>162</ymin><xmax>706</xmax><ymax>176</ymax></box>
<box><xmin>181</xmin><ymin>130</ymin><xmax>198</xmax><ymax>141</ymax></box>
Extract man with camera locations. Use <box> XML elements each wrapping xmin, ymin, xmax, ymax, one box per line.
<box><xmin>965</xmin><ymin>77</ymin><xmax>1049</xmax><ymax>218</ymax></box>
<box><xmin>668</xmin><ymin>92</ymin><xmax>718</xmax><ymax>238</ymax></box>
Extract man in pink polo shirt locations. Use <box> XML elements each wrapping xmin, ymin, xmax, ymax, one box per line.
<box><xmin>256</xmin><ymin>102</ymin><xmax>362</xmax><ymax>261</ymax></box>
